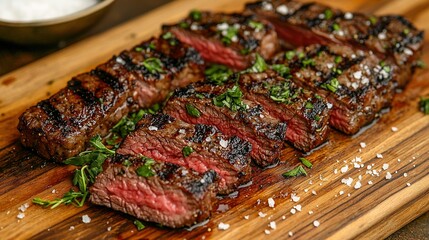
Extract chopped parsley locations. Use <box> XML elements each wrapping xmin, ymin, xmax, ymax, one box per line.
<box><xmin>299</xmin><ymin>157</ymin><xmax>313</xmax><ymax>169</ymax></box>
<box><xmin>247</xmin><ymin>54</ymin><xmax>267</xmax><ymax>73</ymax></box>
<box><xmin>271</xmin><ymin>64</ymin><xmax>290</xmax><ymax>78</ymax></box>
<box><xmin>134</xmin><ymin>220</ymin><xmax>146</xmax><ymax>231</ymax></box>
<box><xmin>285</xmin><ymin>50</ymin><xmax>295</xmax><ymax>60</ymax></box>
<box><xmin>189</xmin><ymin>10</ymin><xmax>202</xmax><ymax>21</ymax></box>
<box><xmin>213</xmin><ymin>85</ymin><xmax>247</xmax><ymax>111</ymax></box>
<box><xmin>305</xmin><ymin>102</ymin><xmax>314</xmax><ymax>109</ymax></box>
<box><xmin>204</xmin><ymin>64</ymin><xmax>233</xmax><ymax>85</ymax></box>
<box><xmin>324</xmin><ymin>9</ymin><xmax>333</xmax><ymax>20</ymax></box>
<box><xmin>321</xmin><ymin>78</ymin><xmax>340</xmax><ymax>93</ymax></box>
<box><xmin>185</xmin><ymin>103</ymin><xmax>201</xmax><ymax>118</ymax></box>
<box><xmin>136</xmin><ymin>157</ymin><xmax>156</xmax><ymax>177</ymax></box>
<box><xmin>162</xmin><ymin>32</ymin><xmax>177</xmax><ymax>46</ymax></box>
<box><xmin>269</xmin><ymin>81</ymin><xmax>299</xmax><ymax>104</ymax></box>
<box><xmin>334</xmin><ymin>56</ymin><xmax>342</xmax><ymax>64</ymax></box>
<box><xmin>282</xmin><ymin>165</ymin><xmax>308</xmax><ymax>178</ymax></box>
<box><xmin>302</xmin><ymin>58</ymin><xmax>315</xmax><ymax>68</ymax></box>
<box><xmin>248</xmin><ymin>20</ymin><xmax>264</xmax><ymax>31</ymax></box>
<box><xmin>142</xmin><ymin>58</ymin><xmax>164</xmax><ymax>74</ymax></box>
<box><xmin>332</xmin><ymin>23</ymin><xmax>340</xmax><ymax>31</ymax></box>
<box><xmin>182</xmin><ymin>146</ymin><xmax>194</xmax><ymax>157</ymax></box>
<box><xmin>420</xmin><ymin>97</ymin><xmax>429</xmax><ymax>115</ymax></box>
<box><xmin>221</xmin><ymin>26</ymin><xmax>239</xmax><ymax>45</ymax></box>
<box><xmin>369</xmin><ymin>16</ymin><xmax>378</xmax><ymax>25</ymax></box>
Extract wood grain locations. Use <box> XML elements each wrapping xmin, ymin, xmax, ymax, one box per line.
<box><xmin>0</xmin><ymin>0</ymin><xmax>428</xmax><ymax>239</ymax></box>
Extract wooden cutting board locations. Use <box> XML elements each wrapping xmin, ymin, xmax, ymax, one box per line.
<box><xmin>0</xmin><ymin>0</ymin><xmax>428</xmax><ymax>239</ymax></box>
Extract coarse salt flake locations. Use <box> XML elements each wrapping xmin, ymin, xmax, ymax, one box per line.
<box><xmin>354</xmin><ymin>181</ymin><xmax>362</xmax><ymax>189</ymax></box>
<box><xmin>404</xmin><ymin>48</ymin><xmax>413</xmax><ymax>56</ymax></box>
<box><xmin>18</xmin><ymin>203</ymin><xmax>29</xmax><ymax>212</ymax></box>
<box><xmin>217</xmin><ymin>23</ymin><xmax>229</xmax><ymax>31</ymax></box>
<box><xmin>391</xmin><ymin>127</ymin><xmax>398</xmax><ymax>132</ymax></box>
<box><xmin>294</xmin><ymin>204</ymin><xmax>302</xmax><ymax>211</ymax></box>
<box><xmin>276</xmin><ymin>5</ymin><xmax>289</xmax><ymax>15</ymax></box>
<box><xmin>340</xmin><ymin>165</ymin><xmax>349</xmax><ymax>173</ymax></box>
<box><xmin>406</xmin><ymin>183</ymin><xmax>411</xmax><ymax>187</ymax></box>
<box><xmin>219</xmin><ymin>139</ymin><xmax>229</xmax><ymax>148</ymax></box>
<box><xmin>339</xmin><ymin>190</ymin><xmax>344</xmax><ymax>195</ymax></box>
<box><xmin>148</xmin><ymin>126</ymin><xmax>158</xmax><ymax>131</ymax></box>
<box><xmin>376</xmin><ymin>153</ymin><xmax>383</xmax><ymax>159</ymax></box>
<box><xmin>291</xmin><ymin>194</ymin><xmax>300</xmax><ymax>202</ymax></box>
<box><xmin>289</xmin><ymin>231</ymin><xmax>294</xmax><ymax>237</ymax></box>
<box><xmin>178</xmin><ymin>129</ymin><xmax>186</xmax><ymax>134</ymax></box>
<box><xmin>368</xmin><ymin>180</ymin><xmax>373</xmax><ymax>185</ymax></box>
<box><xmin>385</xmin><ymin>172</ymin><xmax>392</xmax><ymax>180</ymax></box>
<box><xmin>17</xmin><ymin>212</ymin><xmax>25</xmax><ymax>219</ymax></box>
<box><xmin>360</xmin><ymin>142</ymin><xmax>366</xmax><ymax>148</ymax></box>
<box><xmin>258</xmin><ymin>212</ymin><xmax>267</xmax><ymax>218</ymax></box>
<box><xmin>82</xmin><ymin>214</ymin><xmax>91</xmax><ymax>224</ymax></box>
<box><xmin>353</xmin><ymin>71</ymin><xmax>362</xmax><ymax>80</ymax></box>
<box><xmin>270</xmin><ymin>221</ymin><xmax>277</xmax><ymax>230</ymax></box>
<box><xmin>308</xmin><ymin>210</ymin><xmax>314</xmax><ymax>215</ymax></box>
<box><xmin>244</xmin><ymin>215</ymin><xmax>249</xmax><ymax>220</ymax></box>
<box><xmin>268</xmin><ymin>197</ymin><xmax>275</xmax><ymax>208</ymax></box>
<box><xmin>218</xmin><ymin>222</ymin><xmax>230</xmax><ymax>230</ymax></box>
<box><xmin>313</xmin><ymin>220</ymin><xmax>320</xmax><ymax>227</ymax></box>
<box><xmin>107</xmin><ymin>226</ymin><xmax>112</xmax><ymax>231</ymax></box>
<box><xmin>69</xmin><ymin>226</ymin><xmax>75</xmax><ymax>231</ymax></box>
<box><xmin>327</xmin><ymin>102</ymin><xmax>333</xmax><ymax>109</ymax></box>
<box><xmin>262</xmin><ymin>1</ymin><xmax>273</xmax><ymax>11</ymax></box>
<box><xmin>265</xmin><ymin>229</ymin><xmax>271</xmax><ymax>235</ymax></box>
<box><xmin>344</xmin><ymin>12</ymin><xmax>353</xmax><ymax>19</ymax></box>
<box><xmin>290</xmin><ymin>208</ymin><xmax>297</xmax><ymax>214</ymax></box>
<box><xmin>382</xmin><ymin>163</ymin><xmax>389</xmax><ymax>170</ymax></box>
<box><xmin>403</xmin><ymin>173</ymin><xmax>408</xmax><ymax>177</ymax></box>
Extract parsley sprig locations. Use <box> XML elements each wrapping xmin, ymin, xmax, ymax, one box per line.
<box><xmin>205</xmin><ymin>64</ymin><xmax>233</xmax><ymax>85</ymax></box>
<box><xmin>142</xmin><ymin>58</ymin><xmax>164</xmax><ymax>74</ymax></box>
<box><xmin>213</xmin><ymin>85</ymin><xmax>247</xmax><ymax>111</ymax></box>
<box><xmin>33</xmin><ymin>136</ymin><xmax>115</xmax><ymax>209</ymax></box>
<box><xmin>420</xmin><ymin>97</ymin><xmax>429</xmax><ymax>115</ymax></box>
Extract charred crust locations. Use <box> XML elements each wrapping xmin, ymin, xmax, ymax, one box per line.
<box><xmin>226</xmin><ymin>136</ymin><xmax>252</xmax><ymax>166</ymax></box>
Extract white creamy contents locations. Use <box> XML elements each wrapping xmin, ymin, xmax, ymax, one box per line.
<box><xmin>0</xmin><ymin>0</ymin><xmax>98</xmax><ymax>22</ymax></box>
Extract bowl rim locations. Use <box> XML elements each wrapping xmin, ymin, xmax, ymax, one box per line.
<box><xmin>0</xmin><ymin>0</ymin><xmax>115</xmax><ymax>27</ymax></box>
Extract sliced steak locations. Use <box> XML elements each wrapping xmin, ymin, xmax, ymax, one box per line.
<box><xmin>238</xmin><ymin>70</ymin><xmax>329</xmax><ymax>151</ymax></box>
<box><xmin>18</xmin><ymin>37</ymin><xmax>204</xmax><ymax>161</ymax></box>
<box><xmin>272</xmin><ymin>44</ymin><xmax>396</xmax><ymax>134</ymax></box>
<box><xmin>90</xmin><ymin>155</ymin><xmax>217</xmax><ymax>228</ymax></box>
<box><xmin>246</xmin><ymin>0</ymin><xmax>424</xmax><ymax>87</ymax></box>
<box><xmin>163</xmin><ymin>11</ymin><xmax>279</xmax><ymax>70</ymax></box>
<box><xmin>164</xmin><ymin>83</ymin><xmax>287</xmax><ymax>167</ymax></box>
<box><xmin>117</xmin><ymin>113</ymin><xmax>252</xmax><ymax>194</ymax></box>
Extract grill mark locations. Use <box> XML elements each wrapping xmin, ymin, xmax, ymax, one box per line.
<box><xmin>67</xmin><ymin>79</ymin><xmax>98</xmax><ymax>105</ymax></box>
<box><xmin>37</xmin><ymin>100</ymin><xmax>66</xmax><ymax>125</ymax></box>
<box><xmin>118</xmin><ymin>52</ymin><xmax>141</xmax><ymax>72</ymax></box>
<box><xmin>91</xmin><ymin>69</ymin><xmax>123</xmax><ymax>92</ymax></box>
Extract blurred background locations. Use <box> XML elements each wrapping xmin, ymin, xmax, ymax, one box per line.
<box><xmin>0</xmin><ymin>0</ymin><xmax>426</xmax><ymax>239</ymax></box>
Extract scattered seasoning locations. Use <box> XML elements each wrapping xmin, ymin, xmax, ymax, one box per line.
<box><xmin>354</xmin><ymin>181</ymin><xmax>362</xmax><ymax>189</ymax></box>
<box><xmin>265</xmin><ymin>229</ymin><xmax>271</xmax><ymax>235</ymax></box>
<box><xmin>334</xmin><ymin>56</ymin><xmax>342</xmax><ymax>64</ymax></box>
<box><xmin>321</xmin><ymin>78</ymin><xmax>339</xmax><ymax>93</ymax></box>
<box><xmin>291</xmin><ymin>193</ymin><xmax>300</xmax><ymax>202</ymax></box>
<box><xmin>247</xmin><ymin>54</ymin><xmax>268</xmax><ymax>73</ymax></box>
<box><xmin>271</xmin><ymin>64</ymin><xmax>290</xmax><ymax>78</ymax></box>
<box><xmin>258</xmin><ymin>212</ymin><xmax>267</xmax><ymax>218</ymax></box>
<box><xmin>340</xmin><ymin>165</ymin><xmax>349</xmax><ymax>173</ymax></box>
<box><xmin>220</xmin><ymin>24</ymin><xmax>239</xmax><ymax>45</ymax></box>
<box><xmin>376</xmin><ymin>153</ymin><xmax>383</xmax><ymax>159</ymax></box>
<box><xmin>283</xmin><ymin>165</ymin><xmax>307</xmax><ymax>178</ymax></box>
<box><xmin>248</xmin><ymin>20</ymin><xmax>264</xmax><ymax>31</ymax></box>
<box><xmin>136</xmin><ymin>157</ymin><xmax>156</xmax><ymax>177</ymax></box>
<box><xmin>69</xmin><ymin>226</ymin><xmax>75</xmax><ymax>231</ymax></box>
<box><xmin>385</xmin><ymin>172</ymin><xmax>392</xmax><ymax>180</ymax></box>
<box><xmin>268</xmin><ymin>198</ymin><xmax>275</xmax><ymax>208</ymax></box>
<box><xmin>142</xmin><ymin>58</ymin><xmax>164</xmax><ymax>75</ymax></box>
<box><xmin>185</xmin><ymin>104</ymin><xmax>201</xmax><ymax>118</ymax></box>
<box><xmin>82</xmin><ymin>214</ymin><xmax>91</xmax><ymax>224</ymax></box>
<box><xmin>189</xmin><ymin>10</ymin><xmax>202</xmax><ymax>21</ymax></box>
<box><xmin>360</xmin><ymin>142</ymin><xmax>367</xmax><ymax>148</ymax></box>
<box><xmin>204</xmin><ymin>64</ymin><xmax>233</xmax><ymax>85</ymax></box>
<box><xmin>419</xmin><ymin>97</ymin><xmax>429</xmax><ymax>114</ymax></box>
<box><xmin>182</xmin><ymin>146</ymin><xmax>194</xmax><ymax>157</ymax></box>
<box><xmin>269</xmin><ymin>221</ymin><xmax>277</xmax><ymax>230</ymax></box>
<box><xmin>17</xmin><ymin>212</ymin><xmax>25</xmax><ymax>219</ymax></box>
<box><xmin>299</xmin><ymin>157</ymin><xmax>313</xmax><ymax>169</ymax></box>
<box><xmin>391</xmin><ymin>127</ymin><xmax>398</xmax><ymax>132</ymax></box>
<box><xmin>134</xmin><ymin>219</ymin><xmax>145</xmax><ymax>231</ymax></box>
<box><xmin>213</xmin><ymin>85</ymin><xmax>247</xmax><ymax>111</ymax></box>
<box><xmin>244</xmin><ymin>215</ymin><xmax>250</xmax><ymax>220</ymax></box>
<box><xmin>313</xmin><ymin>220</ymin><xmax>320</xmax><ymax>227</ymax></box>
<box><xmin>218</xmin><ymin>222</ymin><xmax>230</xmax><ymax>230</ymax></box>
<box><xmin>382</xmin><ymin>163</ymin><xmax>389</xmax><ymax>170</ymax></box>
<box><xmin>324</xmin><ymin>9</ymin><xmax>333</xmax><ymax>20</ymax></box>
<box><xmin>285</xmin><ymin>50</ymin><xmax>295</xmax><ymax>60</ymax></box>
<box><xmin>406</xmin><ymin>183</ymin><xmax>411</xmax><ymax>187</ymax></box>
<box><xmin>332</xmin><ymin>23</ymin><xmax>340</xmax><ymax>31</ymax></box>
<box><xmin>369</xmin><ymin>16</ymin><xmax>378</xmax><ymax>25</ymax></box>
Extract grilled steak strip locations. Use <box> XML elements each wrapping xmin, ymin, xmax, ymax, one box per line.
<box><xmin>18</xmin><ymin>37</ymin><xmax>204</xmax><ymax>161</ymax></box>
<box><xmin>272</xmin><ymin>44</ymin><xmax>397</xmax><ymax>134</ymax></box>
<box><xmin>117</xmin><ymin>113</ymin><xmax>252</xmax><ymax>194</ymax></box>
<box><xmin>238</xmin><ymin>70</ymin><xmax>329</xmax><ymax>151</ymax></box>
<box><xmin>246</xmin><ymin>0</ymin><xmax>424</xmax><ymax>87</ymax></box>
<box><xmin>163</xmin><ymin>11</ymin><xmax>280</xmax><ymax>70</ymax></box>
<box><xmin>90</xmin><ymin>155</ymin><xmax>217</xmax><ymax>228</ymax></box>
<box><xmin>164</xmin><ymin>83</ymin><xmax>287</xmax><ymax>167</ymax></box>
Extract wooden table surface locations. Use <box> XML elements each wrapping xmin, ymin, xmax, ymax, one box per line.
<box><xmin>0</xmin><ymin>0</ymin><xmax>428</xmax><ymax>239</ymax></box>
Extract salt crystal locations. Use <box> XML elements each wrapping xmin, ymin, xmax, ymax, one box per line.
<box><xmin>294</xmin><ymin>205</ymin><xmax>302</xmax><ymax>212</ymax></box>
<box><xmin>276</xmin><ymin>5</ymin><xmax>289</xmax><ymax>15</ymax></box>
<box><xmin>268</xmin><ymin>197</ymin><xmax>275</xmax><ymax>208</ymax></box>
<box><xmin>258</xmin><ymin>212</ymin><xmax>267</xmax><ymax>218</ymax></box>
<box><xmin>403</xmin><ymin>173</ymin><xmax>408</xmax><ymax>177</ymax></box>
<box><xmin>290</xmin><ymin>208</ymin><xmax>297</xmax><ymax>214</ymax></box>
<box><xmin>218</xmin><ymin>222</ymin><xmax>230</xmax><ymax>230</ymax></box>
<box><xmin>404</xmin><ymin>48</ymin><xmax>413</xmax><ymax>56</ymax></box>
<box><xmin>291</xmin><ymin>194</ymin><xmax>300</xmax><ymax>202</ymax></box>
<box><xmin>368</xmin><ymin>181</ymin><xmax>373</xmax><ymax>185</ymax></box>
<box><xmin>340</xmin><ymin>165</ymin><xmax>349</xmax><ymax>173</ymax></box>
<box><xmin>339</xmin><ymin>190</ymin><xmax>344</xmax><ymax>195</ymax></box>
<box><xmin>312</xmin><ymin>190</ymin><xmax>317</xmax><ymax>195</ymax></box>
<box><xmin>344</xmin><ymin>12</ymin><xmax>353</xmax><ymax>20</ymax></box>
<box><xmin>334</xmin><ymin>169</ymin><xmax>338</xmax><ymax>174</ymax></box>
<box><xmin>308</xmin><ymin>210</ymin><xmax>314</xmax><ymax>215</ymax></box>
<box><xmin>313</xmin><ymin>220</ymin><xmax>320</xmax><ymax>227</ymax></box>
<box><xmin>360</xmin><ymin>142</ymin><xmax>367</xmax><ymax>148</ymax></box>
<box><xmin>69</xmin><ymin>226</ymin><xmax>75</xmax><ymax>231</ymax></box>
<box><xmin>262</xmin><ymin>2</ymin><xmax>273</xmax><ymax>11</ymax></box>
<box><xmin>289</xmin><ymin>231</ymin><xmax>294</xmax><ymax>237</ymax></box>
<box><xmin>178</xmin><ymin>129</ymin><xmax>186</xmax><ymax>134</ymax></box>
<box><xmin>269</xmin><ymin>221</ymin><xmax>277</xmax><ymax>230</ymax></box>
<box><xmin>219</xmin><ymin>139</ymin><xmax>229</xmax><ymax>148</ymax></box>
<box><xmin>391</xmin><ymin>127</ymin><xmax>398</xmax><ymax>132</ymax></box>
<box><xmin>376</xmin><ymin>153</ymin><xmax>383</xmax><ymax>159</ymax></box>
<box><xmin>107</xmin><ymin>227</ymin><xmax>112</xmax><ymax>231</ymax></box>
<box><xmin>385</xmin><ymin>172</ymin><xmax>392</xmax><ymax>180</ymax></box>
<box><xmin>382</xmin><ymin>163</ymin><xmax>389</xmax><ymax>170</ymax></box>
<box><xmin>265</xmin><ymin>229</ymin><xmax>271</xmax><ymax>235</ymax></box>
<box><xmin>406</xmin><ymin>183</ymin><xmax>411</xmax><ymax>187</ymax></box>
<box><xmin>353</xmin><ymin>71</ymin><xmax>362</xmax><ymax>80</ymax></box>
<box><xmin>17</xmin><ymin>212</ymin><xmax>25</xmax><ymax>219</ymax></box>
<box><xmin>18</xmin><ymin>203</ymin><xmax>29</xmax><ymax>212</ymax></box>
<box><xmin>217</xmin><ymin>23</ymin><xmax>229</xmax><ymax>31</ymax></box>
<box><xmin>82</xmin><ymin>215</ymin><xmax>91</xmax><ymax>224</ymax></box>
<box><xmin>354</xmin><ymin>181</ymin><xmax>362</xmax><ymax>189</ymax></box>
<box><xmin>148</xmin><ymin>126</ymin><xmax>158</xmax><ymax>131</ymax></box>
<box><xmin>244</xmin><ymin>215</ymin><xmax>249</xmax><ymax>220</ymax></box>
<box><xmin>327</xmin><ymin>103</ymin><xmax>333</xmax><ymax>109</ymax></box>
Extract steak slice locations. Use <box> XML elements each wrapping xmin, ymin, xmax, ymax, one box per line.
<box><xmin>163</xmin><ymin>11</ymin><xmax>279</xmax><ymax>70</ymax></box>
<box><xmin>246</xmin><ymin>0</ymin><xmax>424</xmax><ymax>87</ymax></box>
<box><xmin>117</xmin><ymin>113</ymin><xmax>252</xmax><ymax>194</ymax></box>
<box><xmin>18</xmin><ymin>37</ymin><xmax>204</xmax><ymax>161</ymax></box>
<box><xmin>272</xmin><ymin>44</ymin><xmax>396</xmax><ymax>134</ymax></box>
<box><xmin>90</xmin><ymin>155</ymin><xmax>217</xmax><ymax>228</ymax></box>
<box><xmin>238</xmin><ymin>70</ymin><xmax>329</xmax><ymax>152</ymax></box>
<box><xmin>164</xmin><ymin>83</ymin><xmax>287</xmax><ymax>167</ymax></box>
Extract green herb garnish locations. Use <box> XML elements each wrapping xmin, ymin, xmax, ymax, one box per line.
<box><xmin>285</xmin><ymin>51</ymin><xmax>295</xmax><ymax>60</ymax></box>
<box><xmin>182</xmin><ymin>146</ymin><xmax>194</xmax><ymax>157</ymax></box>
<box><xmin>369</xmin><ymin>16</ymin><xmax>378</xmax><ymax>25</ymax></box>
<box><xmin>221</xmin><ymin>26</ymin><xmax>239</xmax><ymax>45</ymax></box>
<box><xmin>334</xmin><ymin>56</ymin><xmax>342</xmax><ymax>64</ymax></box>
<box><xmin>33</xmin><ymin>189</ymin><xmax>87</xmax><ymax>209</ymax></box>
<box><xmin>162</xmin><ymin>32</ymin><xmax>174</xmax><ymax>39</ymax></box>
<box><xmin>332</xmin><ymin>23</ymin><xmax>340</xmax><ymax>31</ymax></box>
<box><xmin>271</xmin><ymin>64</ymin><xmax>290</xmax><ymax>78</ymax></box>
<box><xmin>282</xmin><ymin>165</ymin><xmax>308</xmax><ymax>178</ymax></box>
<box><xmin>269</xmin><ymin>81</ymin><xmax>298</xmax><ymax>104</ymax></box>
<box><xmin>321</xmin><ymin>78</ymin><xmax>340</xmax><ymax>93</ymax></box>
<box><xmin>189</xmin><ymin>10</ymin><xmax>202</xmax><ymax>21</ymax></box>
<box><xmin>134</xmin><ymin>220</ymin><xmax>146</xmax><ymax>231</ymax></box>
<box><xmin>142</xmin><ymin>58</ymin><xmax>164</xmax><ymax>74</ymax></box>
<box><xmin>249</xmin><ymin>20</ymin><xmax>264</xmax><ymax>31</ymax></box>
<box><xmin>205</xmin><ymin>64</ymin><xmax>233</xmax><ymax>85</ymax></box>
<box><xmin>185</xmin><ymin>103</ymin><xmax>201</xmax><ymax>118</ymax></box>
<box><xmin>213</xmin><ymin>85</ymin><xmax>247</xmax><ymax>111</ymax></box>
<box><xmin>420</xmin><ymin>97</ymin><xmax>429</xmax><ymax>115</ymax></box>
<box><xmin>299</xmin><ymin>157</ymin><xmax>313</xmax><ymax>169</ymax></box>
<box><xmin>179</xmin><ymin>22</ymin><xmax>189</xmax><ymax>28</ymax></box>
<box><xmin>324</xmin><ymin>9</ymin><xmax>333</xmax><ymax>20</ymax></box>
<box><xmin>305</xmin><ymin>102</ymin><xmax>314</xmax><ymax>109</ymax></box>
<box><xmin>302</xmin><ymin>58</ymin><xmax>315</xmax><ymax>68</ymax></box>
<box><xmin>136</xmin><ymin>157</ymin><xmax>156</xmax><ymax>177</ymax></box>
<box><xmin>247</xmin><ymin>54</ymin><xmax>267</xmax><ymax>73</ymax></box>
